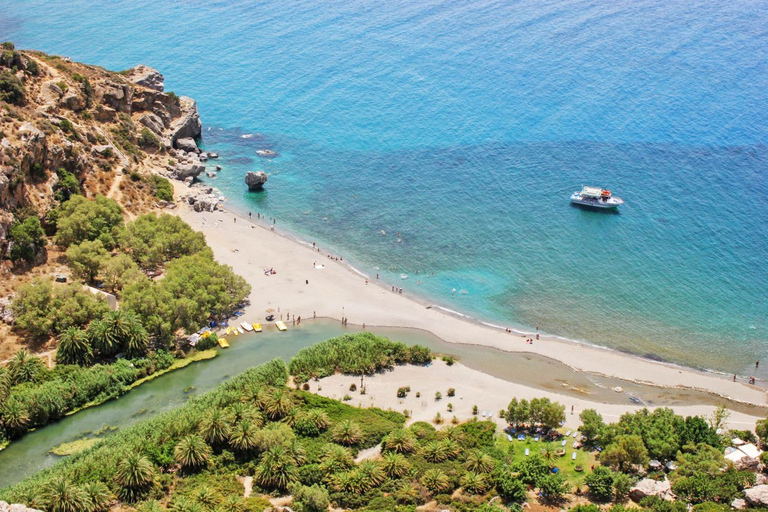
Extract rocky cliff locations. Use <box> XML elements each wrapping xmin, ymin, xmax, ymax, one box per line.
<box><xmin>0</xmin><ymin>42</ymin><xmax>205</xmax><ymax>252</ymax></box>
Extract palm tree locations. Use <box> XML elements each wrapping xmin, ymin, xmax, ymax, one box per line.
<box><xmin>39</xmin><ymin>478</ymin><xmax>91</xmax><ymax>512</ymax></box>
<box><xmin>305</xmin><ymin>409</ymin><xmax>331</xmax><ymax>431</ymax></box>
<box><xmin>439</xmin><ymin>425</ymin><xmax>465</xmax><ymax>444</ymax></box>
<box><xmin>192</xmin><ymin>485</ymin><xmax>220</xmax><ymax>508</ymax></box>
<box><xmin>198</xmin><ymin>408</ymin><xmax>232</xmax><ymax>446</ymax></box>
<box><xmin>382</xmin><ymin>452</ymin><xmax>411</xmax><ymax>478</ymax></box>
<box><xmin>88</xmin><ymin>310</ymin><xmax>148</xmax><ymax>358</ymax></box>
<box><xmin>356</xmin><ymin>460</ymin><xmax>386</xmax><ymax>489</ymax></box>
<box><xmin>319</xmin><ymin>444</ymin><xmax>354</xmax><ymax>474</ymax></box>
<box><xmin>115</xmin><ymin>453</ymin><xmax>156</xmax><ymax>502</ymax></box>
<box><xmin>288</xmin><ymin>439</ymin><xmax>308</xmax><ymax>466</ymax></box>
<box><xmin>460</xmin><ymin>471</ymin><xmax>490</xmax><ymax>495</ymax></box>
<box><xmin>217</xmin><ymin>496</ymin><xmax>247</xmax><ymax>512</ymax></box>
<box><xmin>420</xmin><ymin>468</ymin><xmax>451</xmax><ymax>494</ymax></box>
<box><xmin>174</xmin><ymin>434</ymin><xmax>212</xmax><ymax>471</ymax></box>
<box><xmin>382</xmin><ymin>428</ymin><xmax>418</xmax><ymax>454</ymax></box>
<box><xmin>442</xmin><ymin>439</ymin><xmax>461</xmax><ymax>460</ymax></box>
<box><xmin>281</xmin><ymin>407</ymin><xmax>301</xmax><ymax>427</ymax></box>
<box><xmin>261</xmin><ymin>388</ymin><xmax>294</xmax><ymax>420</ymax></box>
<box><xmin>169</xmin><ymin>497</ymin><xmax>204</xmax><ymax>512</ymax></box>
<box><xmin>254</xmin><ymin>445</ymin><xmax>298</xmax><ymax>490</ymax></box>
<box><xmin>226</xmin><ymin>402</ymin><xmax>262</xmax><ymax>426</ymax></box>
<box><xmin>7</xmin><ymin>348</ymin><xmax>46</xmax><ymax>385</ymax></box>
<box><xmin>332</xmin><ymin>419</ymin><xmax>363</xmax><ymax>446</ymax></box>
<box><xmin>423</xmin><ymin>441</ymin><xmax>450</xmax><ymax>463</ymax></box>
<box><xmin>541</xmin><ymin>443</ymin><xmax>556</xmax><ymax>467</ymax></box>
<box><xmin>1</xmin><ymin>399</ymin><xmax>30</xmax><ymax>436</ymax></box>
<box><xmin>81</xmin><ymin>481</ymin><xmax>113</xmax><ymax>512</ymax></box>
<box><xmin>56</xmin><ymin>327</ymin><xmax>93</xmax><ymax>366</ymax></box>
<box><xmin>465</xmin><ymin>449</ymin><xmax>496</xmax><ymax>474</ymax></box>
<box><xmin>394</xmin><ymin>481</ymin><xmax>421</xmax><ymax>504</ymax></box>
<box><xmin>229</xmin><ymin>418</ymin><xmax>259</xmax><ymax>454</ymax></box>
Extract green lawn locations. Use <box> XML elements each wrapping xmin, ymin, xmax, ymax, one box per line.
<box><xmin>496</xmin><ymin>428</ymin><xmax>598</xmax><ymax>487</ymax></box>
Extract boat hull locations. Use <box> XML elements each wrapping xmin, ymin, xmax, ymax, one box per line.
<box><xmin>570</xmin><ymin>193</ymin><xmax>623</xmax><ymax>209</ymax></box>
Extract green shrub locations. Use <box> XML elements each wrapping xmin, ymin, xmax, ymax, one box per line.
<box><xmin>0</xmin><ymin>70</ymin><xmax>25</xmax><ymax>104</ymax></box>
<box><xmin>150</xmin><ymin>175</ymin><xmax>173</xmax><ymax>201</ymax></box>
<box><xmin>137</xmin><ymin>128</ymin><xmax>160</xmax><ymax>149</ymax></box>
<box><xmin>8</xmin><ymin>215</ymin><xmax>45</xmax><ymax>262</ymax></box>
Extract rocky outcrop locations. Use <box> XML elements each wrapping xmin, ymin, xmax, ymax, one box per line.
<box><xmin>97</xmin><ymin>82</ymin><xmax>133</xmax><ymax>113</ymax></box>
<box><xmin>245</xmin><ymin>171</ymin><xmax>268</xmax><ymax>191</ymax></box>
<box><xmin>138</xmin><ymin>113</ymin><xmax>165</xmax><ymax>135</ymax></box>
<box><xmin>731</xmin><ymin>498</ymin><xmax>747</xmax><ymax>510</ymax></box>
<box><xmin>169</xmin><ymin>96</ymin><xmax>202</xmax><ymax>144</ymax></box>
<box><xmin>124</xmin><ymin>65</ymin><xmax>165</xmax><ymax>92</ymax></box>
<box><xmin>745</xmin><ymin>485</ymin><xmax>768</xmax><ymax>507</ymax></box>
<box><xmin>176</xmin><ymin>137</ymin><xmax>199</xmax><ymax>154</ymax></box>
<box><xmin>170</xmin><ymin>163</ymin><xmax>205</xmax><ymax>181</ymax></box>
<box><xmin>0</xmin><ymin>501</ymin><xmax>43</xmax><ymax>512</ymax></box>
<box><xmin>179</xmin><ymin>183</ymin><xmax>224</xmax><ymax>212</ymax></box>
<box><xmin>629</xmin><ymin>478</ymin><xmax>674</xmax><ymax>503</ymax></box>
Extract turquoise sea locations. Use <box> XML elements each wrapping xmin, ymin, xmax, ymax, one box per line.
<box><xmin>1</xmin><ymin>0</ymin><xmax>766</xmax><ymax>375</ymax></box>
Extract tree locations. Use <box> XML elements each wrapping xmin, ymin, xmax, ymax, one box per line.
<box><xmin>12</xmin><ymin>279</ymin><xmax>111</xmax><ymax>337</ymax></box>
<box><xmin>538</xmin><ymin>473</ymin><xmax>568</xmax><ymax>503</ymax></box>
<box><xmin>530</xmin><ymin>397</ymin><xmax>566</xmax><ymax>429</ymax></box>
<box><xmin>681</xmin><ymin>416</ymin><xmax>721</xmax><ymax>448</ymax></box>
<box><xmin>461</xmin><ymin>471</ymin><xmax>491</xmax><ymax>495</ymax></box>
<box><xmin>118</xmin><ymin>213</ymin><xmax>206</xmax><ymax>269</ymax></box>
<box><xmin>465</xmin><ymin>449</ymin><xmax>496</xmax><ymax>473</ymax></box>
<box><xmin>254</xmin><ymin>445</ymin><xmax>298</xmax><ymax>490</ymax></box>
<box><xmin>382</xmin><ymin>428</ymin><xmax>418</xmax><ymax>454</ymax></box>
<box><xmin>756</xmin><ymin>417</ymin><xmax>768</xmax><ymax>448</ymax></box>
<box><xmin>586</xmin><ymin>466</ymin><xmax>615</xmax><ymax>502</ymax></box>
<box><xmin>54</xmin><ymin>195</ymin><xmax>123</xmax><ymax>248</ymax></box>
<box><xmin>198</xmin><ymin>408</ymin><xmax>232</xmax><ymax>446</ymax></box>
<box><xmin>38</xmin><ymin>477</ymin><xmax>91</xmax><ymax>512</ymax></box>
<box><xmin>671</xmin><ymin>443</ymin><xmax>754</xmax><ymax>503</ymax></box>
<box><xmin>1</xmin><ymin>398</ymin><xmax>30</xmax><ymax>436</ymax></box>
<box><xmin>579</xmin><ymin>409</ymin><xmax>606</xmax><ymax>446</ymax></box>
<box><xmin>495</xmin><ymin>468</ymin><xmax>527</xmax><ymax>503</ymax></box>
<box><xmin>709</xmin><ymin>405</ymin><xmax>730</xmax><ymax>433</ymax></box>
<box><xmin>613</xmin><ymin>472</ymin><xmax>632</xmax><ymax>502</ymax></box>
<box><xmin>115</xmin><ymin>453</ymin><xmax>156</xmax><ymax>502</ymax></box>
<box><xmin>229</xmin><ymin>418</ymin><xmax>259</xmax><ymax>454</ymax></box>
<box><xmin>87</xmin><ymin>309</ymin><xmax>148</xmax><ymax>358</ymax></box>
<box><xmin>174</xmin><ymin>434</ymin><xmax>211</xmax><ymax>471</ymax></box>
<box><xmin>66</xmin><ymin>239</ymin><xmax>108</xmax><ymax>283</ymax></box>
<box><xmin>100</xmin><ymin>253</ymin><xmax>144</xmax><ymax>294</ymax></box>
<box><xmin>513</xmin><ymin>454</ymin><xmax>550</xmax><ymax>486</ymax></box>
<box><xmin>7</xmin><ymin>348</ymin><xmax>47</xmax><ymax>386</ymax></box>
<box><xmin>600</xmin><ymin>434</ymin><xmax>649</xmax><ymax>472</ymax></box>
<box><xmin>421</xmin><ymin>468</ymin><xmax>451</xmax><ymax>494</ymax></box>
<box><xmin>82</xmin><ymin>481</ymin><xmax>113</xmax><ymax>512</ymax></box>
<box><xmin>319</xmin><ymin>444</ymin><xmax>354</xmax><ymax>474</ymax></box>
<box><xmin>0</xmin><ymin>70</ymin><xmax>25</xmax><ymax>105</ymax></box>
<box><xmin>331</xmin><ymin>419</ymin><xmax>363</xmax><ymax>446</ymax></box>
<box><xmin>616</xmin><ymin>408</ymin><xmax>682</xmax><ymax>461</ymax></box>
<box><xmin>289</xmin><ymin>483</ymin><xmax>330</xmax><ymax>512</ymax></box>
<box><xmin>56</xmin><ymin>327</ymin><xmax>93</xmax><ymax>366</ymax></box>
<box><xmin>381</xmin><ymin>452</ymin><xmax>410</xmax><ymax>478</ymax></box>
<box><xmin>8</xmin><ymin>215</ymin><xmax>45</xmax><ymax>262</ymax></box>
<box><xmin>505</xmin><ymin>398</ymin><xmax>530</xmax><ymax>428</ymax></box>
<box><xmin>261</xmin><ymin>388</ymin><xmax>294</xmax><ymax>420</ymax></box>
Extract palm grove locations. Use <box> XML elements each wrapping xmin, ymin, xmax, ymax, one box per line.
<box><xmin>0</xmin><ymin>194</ymin><xmax>250</xmax><ymax>446</ymax></box>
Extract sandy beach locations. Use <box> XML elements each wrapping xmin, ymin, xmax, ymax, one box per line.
<box><xmin>171</xmin><ymin>183</ymin><xmax>766</xmax><ymax>421</ymax></box>
<box><xmin>312</xmin><ymin>359</ymin><xmax>762</xmax><ymax>430</ymax></box>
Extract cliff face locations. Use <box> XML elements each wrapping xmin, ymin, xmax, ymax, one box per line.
<box><xmin>0</xmin><ymin>44</ymin><xmax>202</xmax><ymax>247</ymax></box>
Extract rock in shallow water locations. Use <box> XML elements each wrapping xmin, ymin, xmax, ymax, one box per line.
<box><xmin>245</xmin><ymin>170</ymin><xmax>268</xmax><ymax>191</ymax></box>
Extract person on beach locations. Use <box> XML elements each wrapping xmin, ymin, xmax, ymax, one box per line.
<box><xmin>757</xmin><ymin>360</ymin><xmax>760</xmax><ymax>368</ymax></box>
<box><xmin>571</xmin><ymin>405</ymin><xmax>574</xmax><ymax>415</ymax></box>
<box><xmin>234</xmin><ymin>217</ymin><xmax>236</xmax><ymax>222</ymax></box>
<box><xmin>536</xmin><ymin>333</ymin><xmax>540</xmax><ymax>340</ymax></box>
<box><xmin>734</xmin><ymin>374</ymin><xmax>737</xmax><ymax>382</ymax></box>
<box><xmin>313</xmin><ymin>311</ymin><xmax>316</xmax><ymax>318</ymax></box>
<box><xmin>297</xmin><ymin>316</ymin><xmax>301</xmax><ymax>325</ymax></box>
<box><xmin>249</xmin><ymin>212</ymin><xmax>252</xmax><ymax>218</ymax></box>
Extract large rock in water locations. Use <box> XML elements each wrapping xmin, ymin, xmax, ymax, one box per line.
<box><xmin>629</xmin><ymin>478</ymin><xmax>673</xmax><ymax>503</ymax></box>
<box><xmin>745</xmin><ymin>485</ymin><xmax>768</xmax><ymax>507</ymax></box>
<box><xmin>125</xmin><ymin>65</ymin><xmax>165</xmax><ymax>92</ymax></box>
<box><xmin>245</xmin><ymin>171</ymin><xmax>268</xmax><ymax>191</ymax></box>
<box><xmin>175</xmin><ymin>137</ymin><xmax>200</xmax><ymax>153</ymax></box>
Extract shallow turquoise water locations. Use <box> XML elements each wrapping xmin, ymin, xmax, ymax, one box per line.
<box><xmin>1</xmin><ymin>0</ymin><xmax>766</xmax><ymax>373</ymax></box>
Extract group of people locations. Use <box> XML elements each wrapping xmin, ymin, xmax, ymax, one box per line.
<box><xmin>391</xmin><ymin>286</ymin><xmax>403</xmax><ymax>294</ymax></box>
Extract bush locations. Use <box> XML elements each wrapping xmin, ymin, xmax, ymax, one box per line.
<box><xmin>54</xmin><ymin>169</ymin><xmax>81</xmax><ymax>202</ymax></box>
<box><xmin>586</xmin><ymin>466</ymin><xmax>615</xmax><ymax>502</ymax></box>
<box><xmin>150</xmin><ymin>175</ymin><xmax>173</xmax><ymax>202</ymax></box>
<box><xmin>0</xmin><ymin>70</ymin><xmax>24</xmax><ymax>105</ymax></box>
<box><xmin>54</xmin><ymin>195</ymin><xmax>123</xmax><ymax>248</ymax></box>
<box><xmin>495</xmin><ymin>468</ymin><xmax>527</xmax><ymax>503</ymax></box>
<box><xmin>8</xmin><ymin>215</ymin><xmax>45</xmax><ymax>262</ymax></box>
<box><xmin>289</xmin><ymin>483</ymin><xmax>329</xmax><ymax>512</ymax></box>
<box><xmin>447</xmin><ymin>387</ymin><xmax>455</xmax><ymax>397</ymax></box>
<box><xmin>137</xmin><ymin>128</ymin><xmax>159</xmax><ymax>149</ymax></box>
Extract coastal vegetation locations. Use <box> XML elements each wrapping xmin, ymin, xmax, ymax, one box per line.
<box><xmin>1</xmin><ymin>195</ymin><xmax>250</xmax><ymax>448</ymax></box>
<box><xmin>0</xmin><ymin>334</ymin><xmax>765</xmax><ymax>511</ymax></box>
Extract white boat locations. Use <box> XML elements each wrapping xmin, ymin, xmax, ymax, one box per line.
<box><xmin>240</xmin><ymin>321</ymin><xmax>253</xmax><ymax>332</ymax></box>
<box><xmin>570</xmin><ymin>186</ymin><xmax>623</xmax><ymax>209</ymax></box>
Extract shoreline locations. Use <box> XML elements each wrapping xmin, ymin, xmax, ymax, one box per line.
<box><xmin>196</xmin><ymin>182</ymin><xmax>761</xmax><ymax>385</ymax></box>
<box><xmin>170</xmin><ymin>181</ymin><xmax>767</xmax><ymax>416</ymax></box>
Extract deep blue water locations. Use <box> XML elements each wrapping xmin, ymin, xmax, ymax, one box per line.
<box><xmin>1</xmin><ymin>0</ymin><xmax>766</xmax><ymax>374</ymax></box>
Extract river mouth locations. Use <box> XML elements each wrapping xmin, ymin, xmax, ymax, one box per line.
<box><xmin>0</xmin><ymin>319</ymin><xmax>762</xmax><ymax>489</ymax></box>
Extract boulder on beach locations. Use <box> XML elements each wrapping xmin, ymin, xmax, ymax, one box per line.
<box><xmin>245</xmin><ymin>170</ymin><xmax>268</xmax><ymax>191</ymax></box>
<box><xmin>171</xmin><ymin>163</ymin><xmax>205</xmax><ymax>181</ymax></box>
